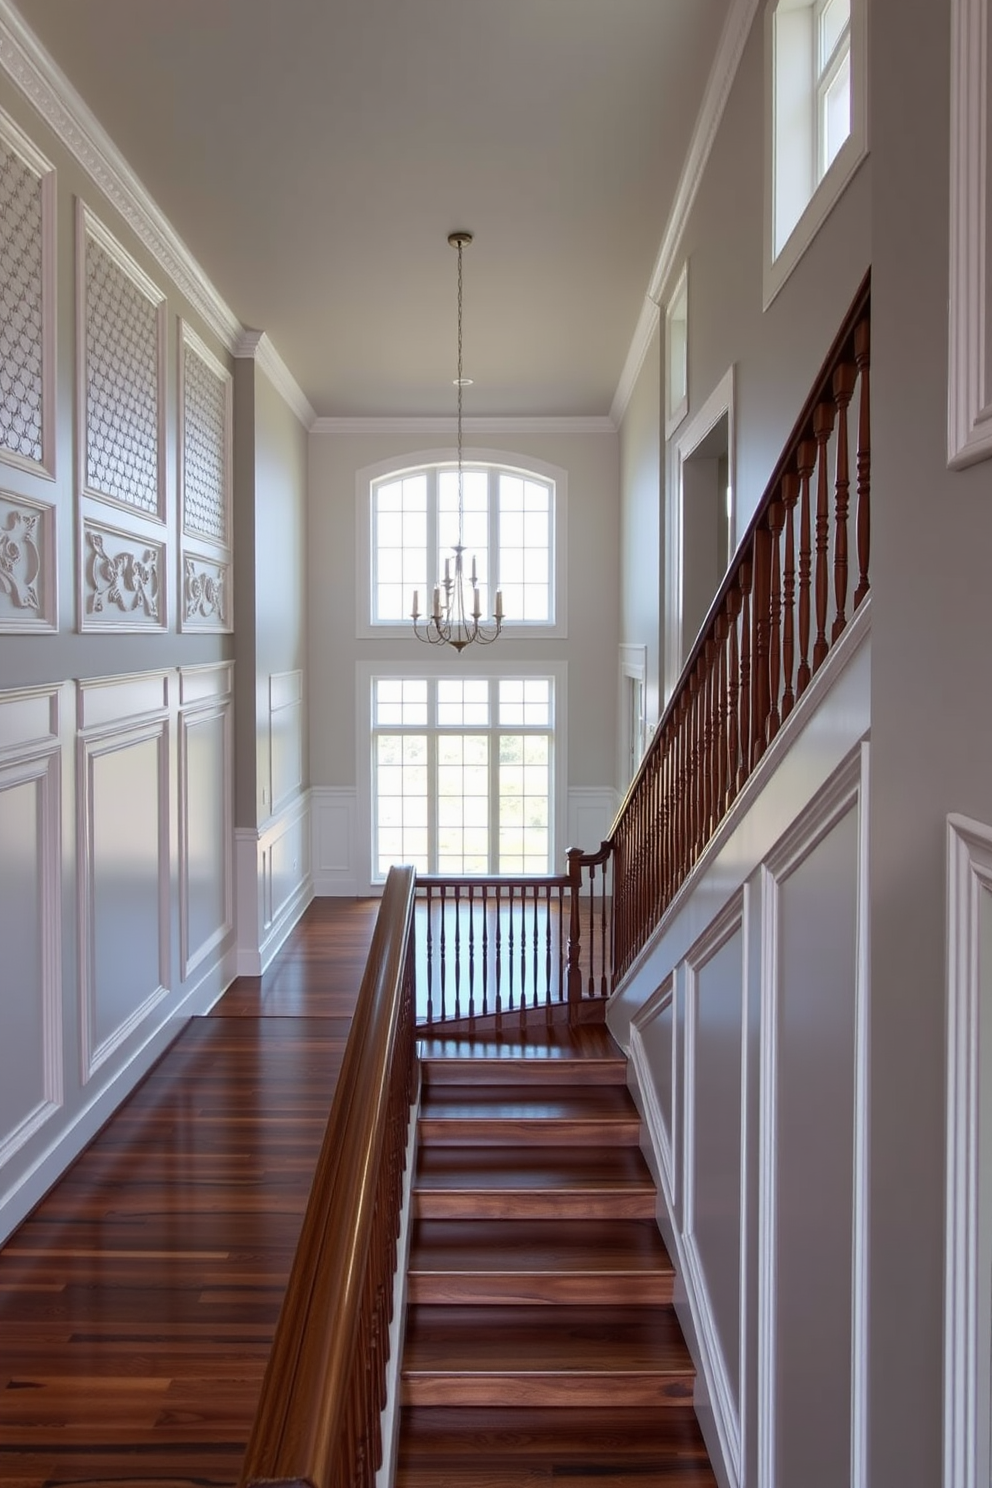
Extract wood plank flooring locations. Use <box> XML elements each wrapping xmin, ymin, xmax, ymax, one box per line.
<box><xmin>0</xmin><ymin>899</ymin><xmax>379</xmax><ymax>1488</ymax></box>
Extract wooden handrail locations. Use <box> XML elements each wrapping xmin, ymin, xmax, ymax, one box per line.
<box><xmin>239</xmin><ymin>865</ymin><xmax>417</xmax><ymax>1488</ymax></box>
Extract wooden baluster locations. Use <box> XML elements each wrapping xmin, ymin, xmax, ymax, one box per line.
<box><xmin>688</xmin><ymin>667</ymin><xmax>701</xmax><ymax>864</ymax></box>
<box><xmin>714</xmin><ymin>611</ymin><xmax>728</xmax><ymax>829</ymax></box>
<box><xmin>587</xmin><ymin>863</ymin><xmax>596</xmax><ymax>997</ymax></box>
<box><xmin>494</xmin><ymin>884</ymin><xmax>503</xmax><ymax>1026</ymax></box>
<box><xmin>507</xmin><ymin>887</ymin><xmax>517</xmax><ymax>1017</ymax></box>
<box><xmin>438</xmin><ymin>884</ymin><xmax>447</xmax><ymax>1022</ymax></box>
<box><xmin>752</xmin><ymin>527</ymin><xmax>771</xmax><ymax>764</ymax></box>
<box><xmin>424</xmin><ymin>885</ymin><xmax>434</xmax><ymax>1025</ymax></box>
<box><xmin>566</xmin><ymin>847</ymin><xmax>582</xmax><ymax>1018</ymax></box>
<box><xmin>854</xmin><ymin>318</ymin><xmax>871</xmax><ymax>609</ymax></box>
<box><xmin>701</xmin><ymin>643</ymin><xmax>713</xmax><ymax>842</ymax></box>
<box><xmin>812</xmin><ymin>400</ymin><xmax>835</xmax><ymax>670</ymax></box>
<box><xmin>467</xmin><ymin>884</ymin><xmax>475</xmax><ymax>1023</ymax></box>
<box><xmin>481</xmin><ymin>883</ymin><xmax>489</xmax><ymax>1018</ymax></box>
<box><xmin>767</xmin><ymin>499</ymin><xmax>784</xmax><ymax>742</ymax></box>
<box><xmin>737</xmin><ymin>556</ymin><xmax>752</xmax><ymax>789</ymax></box>
<box><xmin>726</xmin><ymin>583</ymin><xmax>741</xmax><ymax>809</ymax></box>
<box><xmin>781</xmin><ymin>471</ymin><xmax>799</xmax><ymax>719</ymax></box>
<box><xmin>832</xmin><ymin>361</ymin><xmax>856</xmax><ymax>640</ymax></box>
<box><xmin>796</xmin><ymin>437</ymin><xmax>816</xmax><ymax>696</ymax></box>
<box><xmin>453</xmin><ymin>888</ymin><xmax>462</xmax><ymax>1021</ymax></box>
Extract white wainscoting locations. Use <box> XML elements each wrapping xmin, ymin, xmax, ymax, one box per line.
<box><xmin>311</xmin><ymin>785</ymin><xmax>360</xmax><ymax>895</ymax></box>
<box><xmin>0</xmin><ymin>666</ymin><xmax>237</xmax><ymax>1247</ymax></box>
<box><xmin>944</xmin><ymin>814</ymin><xmax>992</xmax><ymax>1488</ymax></box>
<box><xmin>612</xmin><ymin>606</ymin><xmax>871</xmax><ymax>1488</ymax></box>
<box><xmin>236</xmin><ymin>791</ymin><xmax>313</xmax><ymax>975</ymax></box>
<box><xmin>566</xmin><ymin>787</ymin><xmax>619</xmax><ymax>858</ymax></box>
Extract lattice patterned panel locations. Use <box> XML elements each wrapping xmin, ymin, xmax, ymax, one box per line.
<box><xmin>182</xmin><ymin>337</ymin><xmax>229</xmax><ymax>543</ymax></box>
<box><xmin>84</xmin><ymin>221</ymin><xmax>163</xmax><ymax>517</ymax></box>
<box><xmin>0</xmin><ymin>136</ymin><xmax>44</xmax><ymax>467</ymax></box>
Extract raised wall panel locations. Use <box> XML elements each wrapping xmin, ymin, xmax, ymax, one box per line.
<box><xmin>311</xmin><ymin>786</ymin><xmax>358</xmax><ymax>895</ymax></box>
<box><xmin>0</xmin><ymin>489</ymin><xmax>57</xmax><ymax>631</ymax></box>
<box><xmin>78</xmin><ymin>720</ymin><xmax>169</xmax><ymax>1080</ymax></box>
<box><xmin>684</xmin><ymin>899</ymin><xmax>746</xmax><ymax>1488</ymax></box>
<box><xmin>761</xmin><ymin>774</ymin><xmax>864</xmax><ymax>1488</ymax></box>
<box><xmin>179</xmin><ymin>693</ymin><xmax>233</xmax><ymax>981</ymax></box>
<box><xmin>76</xmin><ymin>201</ymin><xmax>166</xmax><ymax>522</ymax></box>
<box><xmin>0</xmin><ymin>750</ymin><xmax>61</xmax><ymax>1168</ymax></box>
<box><xmin>269</xmin><ymin>669</ymin><xmax>303</xmax><ymax>812</ymax></box>
<box><xmin>81</xmin><ymin>517</ymin><xmax>164</xmax><ymax>631</ymax></box>
<box><xmin>268</xmin><ymin>806</ymin><xmax>310</xmax><ymax>929</ymax></box>
<box><xmin>181</xmin><ymin>550</ymin><xmax>230</xmax><ymax>631</ymax></box>
<box><xmin>631</xmin><ymin>975</ymin><xmax>678</xmax><ymax>1209</ymax></box>
<box><xmin>0</xmin><ymin>108</ymin><xmax>56</xmax><ymax>480</ymax></box>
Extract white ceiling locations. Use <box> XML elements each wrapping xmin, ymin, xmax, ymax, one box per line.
<box><xmin>11</xmin><ymin>0</ymin><xmax>731</xmax><ymax>419</ymax></box>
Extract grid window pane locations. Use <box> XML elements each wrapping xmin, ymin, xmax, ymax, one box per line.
<box><xmin>498</xmin><ymin>733</ymin><xmax>551</xmax><ymax>873</ymax></box>
<box><xmin>374</xmin><ymin>474</ymin><xmax>428</xmax><ymax>621</ymax></box>
<box><xmin>819</xmin><ymin>0</ymin><xmax>850</xmax><ymax>65</ymax></box>
<box><xmin>821</xmin><ymin>50</ymin><xmax>851</xmax><ymax>175</ymax></box>
<box><xmin>437</xmin><ymin>679</ymin><xmax>490</xmax><ymax>727</ymax></box>
<box><xmin>375</xmin><ymin>733</ymin><xmax>429</xmax><ymax>874</ymax></box>
<box><xmin>436</xmin><ymin>733</ymin><xmax>489</xmax><ymax>873</ymax></box>
<box><xmin>499</xmin><ymin>472</ymin><xmax>551</xmax><ymax>624</ymax></box>
<box><xmin>499</xmin><ymin>678</ymin><xmax>550</xmax><ymax>726</ymax></box>
<box><xmin>375</xmin><ymin>678</ymin><xmax>428</xmax><ymax>726</ymax></box>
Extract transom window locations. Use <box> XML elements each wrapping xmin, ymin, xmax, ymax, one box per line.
<box><xmin>370</xmin><ymin>463</ymin><xmax>556</xmax><ymax>628</ymax></box>
<box><xmin>371</xmin><ymin>674</ymin><xmax>555</xmax><ymax>879</ymax></box>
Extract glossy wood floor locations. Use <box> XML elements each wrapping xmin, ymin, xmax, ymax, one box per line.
<box><xmin>0</xmin><ymin>898</ymin><xmax>380</xmax><ymax>1488</ymax></box>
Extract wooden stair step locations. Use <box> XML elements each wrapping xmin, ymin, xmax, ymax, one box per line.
<box><xmin>401</xmin><ymin>1304</ymin><xmax>694</xmax><ymax>1407</ymax></box>
<box><xmin>420</xmin><ymin>1053</ymin><xmax>628</xmax><ymax>1087</ymax></box>
<box><xmin>415</xmin><ymin>1146</ymin><xmax>657</xmax><ymax>1220</ymax></box>
<box><xmin>408</xmin><ymin>1217</ymin><xmax>674</xmax><ymax>1304</ymax></box>
<box><xmin>396</xmin><ymin>1406</ymin><xmax>718</xmax><ymax>1487</ymax></box>
<box><xmin>418</xmin><ymin>1085</ymin><xmax>641</xmax><ymax>1146</ymax></box>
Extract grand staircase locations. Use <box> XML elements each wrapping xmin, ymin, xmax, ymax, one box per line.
<box><xmin>395</xmin><ymin>1024</ymin><xmax>718</xmax><ymax>1485</ymax></box>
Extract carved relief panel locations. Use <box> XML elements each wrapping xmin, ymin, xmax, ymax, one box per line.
<box><xmin>81</xmin><ymin>518</ymin><xmax>164</xmax><ymax>632</ymax></box>
<box><xmin>179</xmin><ymin>321</ymin><xmax>232</xmax><ymax>632</ymax></box>
<box><xmin>0</xmin><ymin>489</ymin><xmax>56</xmax><ymax>632</ymax></box>
<box><xmin>0</xmin><ymin>109</ymin><xmax>56</xmax><ymax>479</ymax></box>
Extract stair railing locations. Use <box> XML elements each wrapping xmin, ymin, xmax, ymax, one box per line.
<box><xmin>577</xmin><ymin>272</ymin><xmax>872</xmax><ymax>987</ymax></box>
<box><xmin>239</xmin><ymin>865</ymin><xmax>417</xmax><ymax>1488</ymax></box>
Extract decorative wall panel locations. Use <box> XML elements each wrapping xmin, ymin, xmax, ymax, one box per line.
<box><xmin>0</xmin><ymin>489</ymin><xmax>55</xmax><ymax>631</ymax></box>
<box><xmin>0</xmin><ymin>706</ymin><xmax>61</xmax><ymax>1171</ymax></box>
<box><xmin>180</xmin><ymin>322</ymin><xmax>231</xmax><ymax>544</ymax></box>
<box><xmin>269</xmin><ymin>670</ymin><xmax>303</xmax><ymax>812</ymax></box>
<box><xmin>0</xmin><ymin>109</ymin><xmax>55</xmax><ymax>479</ymax></box>
<box><xmin>179</xmin><ymin>666</ymin><xmax>233</xmax><ymax>981</ymax></box>
<box><xmin>182</xmin><ymin>551</ymin><xmax>228</xmax><ymax>631</ymax></box>
<box><xmin>77</xmin><ymin>203</ymin><xmax>165</xmax><ymax>520</ymax></box>
<box><xmin>82</xmin><ymin>518</ymin><xmax>163</xmax><ymax>631</ymax></box>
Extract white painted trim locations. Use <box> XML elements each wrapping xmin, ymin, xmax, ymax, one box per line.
<box><xmin>682</xmin><ymin>892</ymin><xmax>747</xmax><ymax>1488</ymax></box>
<box><xmin>566</xmin><ymin>788</ymin><xmax>618</xmax><ymax>860</ymax></box>
<box><xmin>0</xmin><ymin>1</ymin><xmax>242</xmax><ymax>354</ymax></box>
<box><xmin>611</xmin><ymin>299</ymin><xmax>661</xmax><ymax>432</ymax></box>
<box><xmin>235</xmin><ymin>793</ymin><xmax>314</xmax><ymax>976</ymax></box>
<box><xmin>234</xmin><ymin>329</ymin><xmax>316</xmax><ymax>430</ymax></box>
<box><xmin>376</xmin><ymin>1080</ymin><xmax>420</xmax><ymax>1488</ymax></box>
<box><xmin>758</xmin><ymin>745</ymin><xmax>869</xmax><ymax>1488</ymax></box>
<box><xmin>313</xmin><ymin>414</ymin><xmax>616</xmax><ymax>436</ymax></box>
<box><xmin>268</xmin><ymin>668</ymin><xmax>304</xmax><ymax>814</ymax></box>
<box><xmin>664</xmin><ymin>263</ymin><xmax>690</xmax><ymax>440</ymax></box>
<box><xmin>0</xmin><ymin>488</ymin><xmax>58</xmax><ymax>632</ymax></box>
<box><xmin>178</xmin><ymin>690</ymin><xmax>234</xmax><ymax>982</ymax></box>
<box><xmin>311</xmin><ymin>786</ymin><xmax>360</xmax><ymax>896</ymax></box>
<box><xmin>179</xmin><ymin>318</ymin><xmax>233</xmax><ymax>553</ymax></box>
<box><xmin>944</xmin><ymin>813</ymin><xmax>992</xmax><ymax>1488</ymax></box>
<box><xmin>948</xmin><ymin>0</ymin><xmax>992</xmax><ymax>467</ymax></box>
<box><xmin>0</xmin><ymin>103</ymin><xmax>56</xmax><ymax>481</ymax></box>
<box><xmin>79</xmin><ymin>515</ymin><xmax>167</xmax><ymax>633</ymax></box>
<box><xmin>75</xmin><ymin>199</ymin><xmax>168</xmax><ymax>526</ymax></box>
<box><xmin>629</xmin><ymin>976</ymin><xmax>677</xmax><ymax>1208</ymax></box>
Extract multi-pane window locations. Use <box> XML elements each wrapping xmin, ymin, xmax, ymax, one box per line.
<box><xmin>371</xmin><ymin>675</ymin><xmax>554</xmax><ymax>878</ymax></box>
<box><xmin>371</xmin><ymin>463</ymin><xmax>555</xmax><ymax>627</ymax></box>
<box><xmin>816</xmin><ymin>0</ymin><xmax>851</xmax><ymax>179</ymax></box>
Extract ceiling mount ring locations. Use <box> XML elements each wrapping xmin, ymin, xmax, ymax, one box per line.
<box><xmin>448</xmin><ymin>231</ymin><xmax>473</xmax><ymax>249</ymax></box>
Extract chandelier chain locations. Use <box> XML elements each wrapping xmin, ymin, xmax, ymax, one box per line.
<box><xmin>456</xmin><ymin>236</ymin><xmax>464</xmax><ymax>530</ymax></box>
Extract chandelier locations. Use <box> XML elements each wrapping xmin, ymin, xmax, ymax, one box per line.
<box><xmin>411</xmin><ymin>231</ymin><xmax>503</xmax><ymax>651</ymax></box>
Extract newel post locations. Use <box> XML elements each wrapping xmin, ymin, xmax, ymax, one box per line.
<box><xmin>566</xmin><ymin>847</ymin><xmax>584</xmax><ymax>1020</ymax></box>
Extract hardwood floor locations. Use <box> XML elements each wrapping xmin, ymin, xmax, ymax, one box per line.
<box><xmin>0</xmin><ymin>897</ymin><xmax>716</xmax><ymax>1488</ymax></box>
<box><xmin>0</xmin><ymin>899</ymin><xmax>379</xmax><ymax>1488</ymax></box>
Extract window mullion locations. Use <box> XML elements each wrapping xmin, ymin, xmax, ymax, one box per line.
<box><xmin>490</xmin><ymin>467</ymin><xmax>500</xmax><ymax>602</ymax></box>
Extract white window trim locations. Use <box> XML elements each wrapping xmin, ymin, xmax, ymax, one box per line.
<box><xmin>619</xmin><ymin>643</ymin><xmax>648</xmax><ymax>794</ymax></box>
<box><xmin>355</xmin><ymin>657</ymin><xmax>569</xmax><ymax>892</ymax></box>
<box><xmin>665</xmin><ymin>262</ymin><xmax>690</xmax><ymax>439</ymax></box>
<box><xmin>355</xmin><ymin>448</ymin><xmax>568</xmax><ymax>640</ymax></box>
<box><xmin>763</xmin><ymin>0</ymin><xmax>869</xmax><ymax>309</ymax></box>
<box><xmin>665</xmin><ymin>367</ymin><xmax>736</xmax><ymax>703</ymax></box>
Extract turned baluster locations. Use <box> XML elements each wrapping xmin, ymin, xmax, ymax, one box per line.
<box><xmin>677</xmin><ymin>692</ymin><xmax>691</xmax><ymax>888</ymax></box>
<box><xmin>832</xmin><ymin>361</ymin><xmax>856</xmax><ymax>641</ymax></box>
<box><xmin>726</xmin><ymin>582</ymin><xmax>741</xmax><ymax>809</ymax></box>
<box><xmin>796</xmin><ymin>438</ymin><xmax>816</xmax><ymax>696</ymax></box>
<box><xmin>702</xmin><ymin>639</ymin><xmax>715</xmax><ymax>841</ymax></box>
<box><xmin>751</xmin><ymin>528</ymin><xmax>771</xmax><ymax>765</ymax></box>
<box><xmin>767</xmin><ymin>499</ymin><xmax>784</xmax><ymax>742</ymax></box>
<box><xmin>737</xmin><ymin>557</ymin><xmax>752</xmax><ymax>790</ymax></box>
<box><xmin>812</xmin><ymin>401</ymin><xmax>835</xmax><ymax>670</ymax></box>
<box><xmin>781</xmin><ymin>471</ymin><xmax>799</xmax><ymax>719</ymax></box>
<box><xmin>687</xmin><ymin>668</ymin><xmax>700</xmax><ymax>864</ymax></box>
<box><xmin>854</xmin><ymin>318</ymin><xmax>871</xmax><ymax>609</ymax></box>
<box><xmin>714</xmin><ymin>610</ymin><xmax>728</xmax><ymax>826</ymax></box>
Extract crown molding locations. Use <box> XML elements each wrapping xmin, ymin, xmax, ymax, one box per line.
<box><xmin>234</xmin><ymin>331</ymin><xmax>317</xmax><ymax>429</ymax></box>
<box><xmin>611</xmin><ymin>0</ymin><xmax>760</xmax><ymax>426</ymax></box>
<box><xmin>610</xmin><ymin>297</ymin><xmax>661</xmax><ymax>429</ymax></box>
<box><xmin>311</xmin><ymin>414</ymin><xmax>617</xmax><ymax>436</ymax></box>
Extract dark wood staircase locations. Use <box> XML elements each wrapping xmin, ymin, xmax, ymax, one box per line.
<box><xmin>395</xmin><ymin>1025</ymin><xmax>718</xmax><ymax>1485</ymax></box>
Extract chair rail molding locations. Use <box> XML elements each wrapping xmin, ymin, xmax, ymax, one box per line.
<box><xmin>948</xmin><ymin>0</ymin><xmax>992</xmax><ymax>467</ymax></box>
<box><xmin>944</xmin><ymin>813</ymin><xmax>992</xmax><ymax>1488</ymax></box>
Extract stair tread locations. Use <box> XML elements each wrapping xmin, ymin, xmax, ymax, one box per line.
<box><xmin>416</xmin><ymin>1145</ymin><xmax>654</xmax><ymax>1191</ymax></box>
<box><xmin>402</xmin><ymin>1304</ymin><xmax>692</xmax><ymax>1375</ymax></box>
<box><xmin>409</xmin><ymin>1218</ymin><xmax>673</xmax><ymax>1274</ymax></box>
<box><xmin>419</xmin><ymin>1028</ymin><xmax>621</xmax><ymax>1062</ymax></box>
<box><xmin>420</xmin><ymin>1086</ymin><xmax>638</xmax><ymax>1120</ymax></box>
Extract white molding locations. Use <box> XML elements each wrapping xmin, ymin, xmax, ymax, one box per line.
<box><xmin>944</xmin><ymin>813</ymin><xmax>992</xmax><ymax>1488</ymax></box>
<box><xmin>76</xmin><ymin>715</ymin><xmax>171</xmax><ymax>1083</ymax></box>
<box><xmin>234</xmin><ymin>329</ymin><xmax>316</xmax><ymax>430</ymax></box>
<box><xmin>682</xmin><ymin>892</ymin><xmax>747</xmax><ymax>1488</ymax></box>
<box><xmin>269</xmin><ymin>668</ymin><xmax>304</xmax><ymax>814</ymax></box>
<box><xmin>758</xmin><ymin>745</ymin><xmax>869</xmax><ymax>1488</ymax></box>
<box><xmin>630</xmin><ymin>975</ymin><xmax>678</xmax><ymax>1209</ymax></box>
<box><xmin>376</xmin><ymin>1083</ymin><xmax>420</xmax><ymax>1488</ymax></box>
<box><xmin>179</xmin><ymin>318</ymin><xmax>233</xmax><ymax>553</ymax></box>
<box><xmin>178</xmin><ymin>692</ymin><xmax>234</xmax><ymax>982</ymax></box>
<box><xmin>311</xmin><ymin>785</ymin><xmax>360</xmax><ymax>896</ymax></box>
<box><xmin>610</xmin><ymin>298</ymin><xmax>661</xmax><ymax>431</ymax></box>
<box><xmin>76</xmin><ymin>199</ymin><xmax>168</xmax><ymax>526</ymax></box>
<box><xmin>948</xmin><ymin>0</ymin><xmax>992</xmax><ymax>467</ymax></box>
<box><xmin>0</xmin><ymin>1</ymin><xmax>242</xmax><ymax>354</ymax></box>
<box><xmin>0</xmin><ymin>679</ymin><xmax>59</xmax><ymax>756</ymax></box>
<box><xmin>0</xmin><ymin>488</ymin><xmax>57</xmax><ymax>631</ymax></box>
<box><xmin>567</xmin><ymin>787</ymin><xmax>618</xmax><ymax>860</ymax></box>
<box><xmin>313</xmin><ymin>414</ymin><xmax>616</xmax><ymax>436</ymax></box>
<box><xmin>235</xmin><ymin>793</ymin><xmax>314</xmax><ymax>975</ymax></box>
<box><xmin>0</xmin><ymin>103</ymin><xmax>56</xmax><ymax>481</ymax></box>
<box><xmin>664</xmin><ymin>262</ymin><xmax>690</xmax><ymax>440</ymax></box>
<box><xmin>647</xmin><ymin>0</ymin><xmax>761</xmax><ymax>310</ymax></box>
<box><xmin>76</xmin><ymin>669</ymin><xmax>169</xmax><ymax>732</ymax></box>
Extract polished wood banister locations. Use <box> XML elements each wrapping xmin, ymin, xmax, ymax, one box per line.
<box><xmin>239</xmin><ymin>865</ymin><xmax>417</xmax><ymax>1488</ymax></box>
